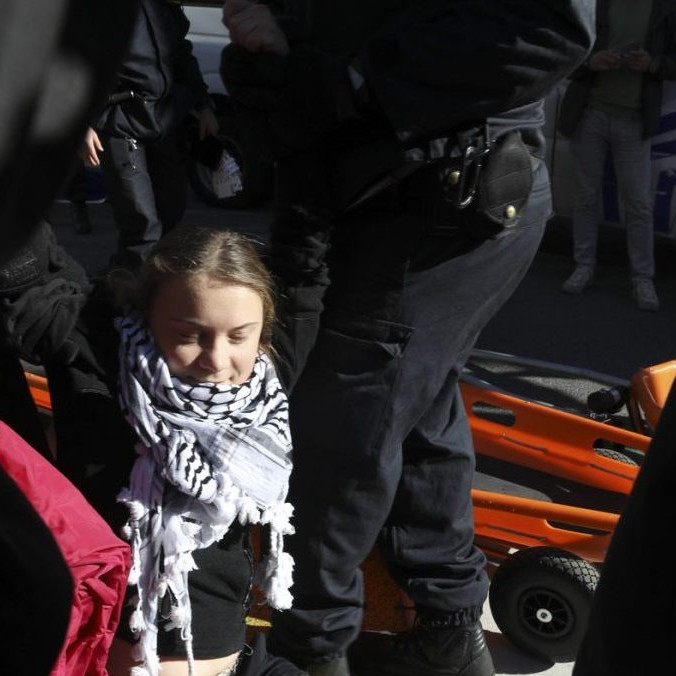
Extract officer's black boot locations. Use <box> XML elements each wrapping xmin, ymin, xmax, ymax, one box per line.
<box><xmin>351</xmin><ymin>618</ymin><xmax>495</xmax><ymax>676</ymax></box>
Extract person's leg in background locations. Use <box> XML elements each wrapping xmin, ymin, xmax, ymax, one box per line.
<box><xmin>563</xmin><ymin>108</ymin><xmax>610</xmax><ymax>294</ymax></box>
<box><xmin>270</xmin><ymin>161</ymin><xmax>550</xmax><ymax>676</ymax></box>
<box><xmin>146</xmin><ymin>131</ymin><xmax>188</xmax><ymax>237</ymax></box>
<box><xmin>63</xmin><ymin>158</ymin><xmax>93</xmax><ymax>234</ymax></box>
<box><xmin>609</xmin><ymin>113</ymin><xmax>659</xmax><ymax>311</ymax></box>
<box><xmin>100</xmin><ymin>135</ymin><xmax>163</xmax><ymax>269</ymax></box>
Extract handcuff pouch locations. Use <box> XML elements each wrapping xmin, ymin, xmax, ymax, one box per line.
<box><xmin>438</xmin><ymin>129</ymin><xmax>535</xmax><ymax>240</ymax></box>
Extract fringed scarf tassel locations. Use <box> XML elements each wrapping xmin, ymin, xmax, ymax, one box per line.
<box><xmin>119</xmin><ymin>488</ymin><xmax>296</xmax><ymax>676</ymax></box>
<box><xmin>255</xmin><ymin>503</ymin><xmax>296</xmax><ymax>610</ymax></box>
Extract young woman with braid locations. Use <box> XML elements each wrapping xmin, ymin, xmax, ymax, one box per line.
<box><xmin>104</xmin><ymin>226</ymin><xmax>306</xmax><ymax>676</ymax></box>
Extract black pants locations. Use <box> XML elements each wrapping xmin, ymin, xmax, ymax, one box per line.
<box><xmin>270</xmin><ymin>160</ymin><xmax>551</xmax><ymax>665</ymax></box>
<box><xmin>63</xmin><ymin>158</ymin><xmax>89</xmax><ymax>203</ymax></box>
<box><xmin>101</xmin><ymin>132</ymin><xmax>187</xmax><ymax>264</ymax></box>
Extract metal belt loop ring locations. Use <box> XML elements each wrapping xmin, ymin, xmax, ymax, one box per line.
<box><xmin>455</xmin><ymin>122</ymin><xmax>492</xmax><ymax>210</ymax></box>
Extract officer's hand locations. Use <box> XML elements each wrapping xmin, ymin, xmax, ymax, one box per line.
<box><xmin>222</xmin><ymin>0</ymin><xmax>289</xmax><ymax>56</ymax></box>
<box><xmin>81</xmin><ymin>128</ymin><xmax>103</xmax><ymax>167</ymax></box>
<box><xmin>588</xmin><ymin>50</ymin><xmax>621</xmax><ymax>71</ymax></box>
<box><xmin>623</xmin><ymin>49</ymin><xmax>652</xmax><ymax>73</ymax></box>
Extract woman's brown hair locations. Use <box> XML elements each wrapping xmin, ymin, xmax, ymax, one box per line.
<box><xmin>111</xmin><ymin>226</ymin><xmax>276</xmax><ymax>351</ymax></box>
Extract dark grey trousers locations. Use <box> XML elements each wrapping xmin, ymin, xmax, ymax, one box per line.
<box><xmin>101</xmin><ymin>132</ymin><xmax>186</xmax><ymax>264</ymax></box>
<box><xmin>270</xmin><ymin>160</ymin><xmax>552</xmax><ymax>665</ymax></box>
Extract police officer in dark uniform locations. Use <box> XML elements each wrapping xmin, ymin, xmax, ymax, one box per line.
<box><xmin>82</xmin><ymin>0</ymin><xmax>219</xmax><ymax>270</ymax></box>
<box><xmin>220</xmin><ymin>2</ymin><xmax>595</xmax><ymax>675</ymax></box>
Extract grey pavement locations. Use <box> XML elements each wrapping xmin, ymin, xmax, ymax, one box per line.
<box><xmin>479</xmin><ymin>218</ymin><xmax>676</xmax><ymax>382</ymax></box>
<box><xmin>47</xmin><ymin>191</ymin><xmax>676</xmax><ymax>676</ymax></box>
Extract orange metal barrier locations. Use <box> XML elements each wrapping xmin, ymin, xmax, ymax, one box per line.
<box><xmin>23</xmin><ymin>369</ymin><xmax>647</xmax><ymax>637</ymax></box>
<box><xmin>462</xmin><ymin>382</ymin><xmax>648</xmax><ymax>495</ymax></box>
<box><xmin>630</xmin><ymin>359</ymin><xmax>676</xmax><ymax>431</ymax></box>
<box><xmin>473</xmin><ymin>489</ymin><xmax>616</xmax><ymax>564</ymax></box>
<box><xmin>25</xmin><ymin>372</ymin><xmax>52</xmax><ymax>411</ymax></box>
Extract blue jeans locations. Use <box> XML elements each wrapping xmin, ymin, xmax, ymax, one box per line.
<box><xmin>270</xmin><ymin>159</ymin><xmax>552</xmax><ymax>666</ymax></box>
<box><xmin>570</xmin><ymin>107</ymin><xmax>655</xmax><ymax>280</ymax></box>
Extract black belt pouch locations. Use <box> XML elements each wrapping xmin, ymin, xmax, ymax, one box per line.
<box><xmin>461</xmin><ymin>130</ymin><xmax>535</xmax><ymax>239</ymax></box>
<box><xmin>426</xmin><ymin>130</ymin><xmax>535</xmax><ymax>240</ymax></box>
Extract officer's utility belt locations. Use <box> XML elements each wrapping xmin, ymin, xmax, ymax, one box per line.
<box><xmin>431</xmin><ymin>123</ymin><xmax>535</xmax><ymax>239</ymax></box>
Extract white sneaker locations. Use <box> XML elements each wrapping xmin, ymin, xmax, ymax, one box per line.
<box><xmin>562</xmin><ymin>266</ymin><xmax>594</xmax><ymax>294</ymax></box>
<box><xmin>633</xmin><ymin>278</ymin><xmax>660</xmax><ymax>312</ymax></box>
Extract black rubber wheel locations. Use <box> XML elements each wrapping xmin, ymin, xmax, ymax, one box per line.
<box><xmin>186</xmin><ymin>114</ymin><xmax>271</xmax><ymax>208</ymax></box>
<box><xmin>594</xmin><ymin>447</ymin><xmax>638</xmax><ymax>466</ymax></box>
<box><xmin>489</xmin><ymin>546</ymin><xmax>599</xmax><ymax>662</ymax></box>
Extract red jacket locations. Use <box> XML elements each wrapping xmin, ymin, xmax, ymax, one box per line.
<box><xmin>0</xmin><ymin>421</ymin><xmax>130</xmax><ymax>675</ymax></box>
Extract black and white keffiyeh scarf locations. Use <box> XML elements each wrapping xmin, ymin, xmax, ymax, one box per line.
<box><xmin>115</xmin><ymin>313</ymin><xmax>294</xmax><ymax>676</ymax></box>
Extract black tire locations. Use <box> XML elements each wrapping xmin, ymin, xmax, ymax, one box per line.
<box><xmin>489</xmin><ymin>546</ymin><xmax>599</xmax><ymax>662</ymax></box>
<box><xmin>186</xmin><ymin>114</ymin><xmax>272</xmax><ymax>209</ymax></box>
<box><xmin>594</xmin><ymin>447</ymin><xmax>638</xmax><ymax>466</ymax></box>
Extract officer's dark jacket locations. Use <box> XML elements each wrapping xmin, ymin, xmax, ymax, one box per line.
<box><xmin>558</xmin><ymin>0</ymin><xmax>676</xmax><ymax>138</ymax></box>
<box><xmin>264</xmin><ymin>0</ymin><xmax>594</xmax><ymax>208</ymax></box>
<box><xmin>272</xmin><ymin>0</ymin><xmax>594</xmax><ymax>153</ymax></box>
<box><xmin>96</xmin><ymin>0</ymin><xmax>209</xmax><ymax>140</ymax></box>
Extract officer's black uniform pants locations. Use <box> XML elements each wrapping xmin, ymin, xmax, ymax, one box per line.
<box><xmin>270</xmin><ymin>161</ymin><xmax>552</xmax><ymax>665</ymax></box>
<box><xmin>101</xmin><ymin>132</ymin><xmax>186</xmax><ymax>264</ymax></box>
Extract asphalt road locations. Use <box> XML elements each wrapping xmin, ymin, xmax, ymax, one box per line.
<box><xmin>479</xmin><ymin>218</ymin><xmax>676</xmax><ymax>379</ymax></box>
<box><xmin>47</xmin><ymin>190</ymin><xmax>676</xmax><ymax>676</ymax></box>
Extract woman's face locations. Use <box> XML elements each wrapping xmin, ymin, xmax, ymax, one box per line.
<box><xmin>148</xmin><ymin>274</ymin><xmax>264</xmax><ymax>386</ymax></box>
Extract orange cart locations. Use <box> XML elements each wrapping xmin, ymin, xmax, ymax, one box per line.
<box><xmin>23</xmin><ymin>353</ymin><xmax>675</xmax><ymax>663</ymax></box>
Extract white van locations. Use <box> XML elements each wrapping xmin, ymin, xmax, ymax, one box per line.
<box><xmin>183</xmin><ymin>1</ymin><xmax>275</xmax><ymax>208</ymax></box>
<box><xmin>184</xmin><ymin>1</ymin><xmax>229</xmax><ymax>96</ymax></box>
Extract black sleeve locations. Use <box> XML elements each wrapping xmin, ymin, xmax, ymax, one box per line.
<box><xmin>359</xmin><ymin>0</ymin><xmax>595</xmax><ymax>144</ymax></box>
<box><xmin>173</xmin><ymin>6</ymin><xmax>211</xmax><ymax>110</ymax></box>
<box><xmin>46</xmin><ymin>281</ymin><xmax>139</xmax><ymax>532</ymax></box>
